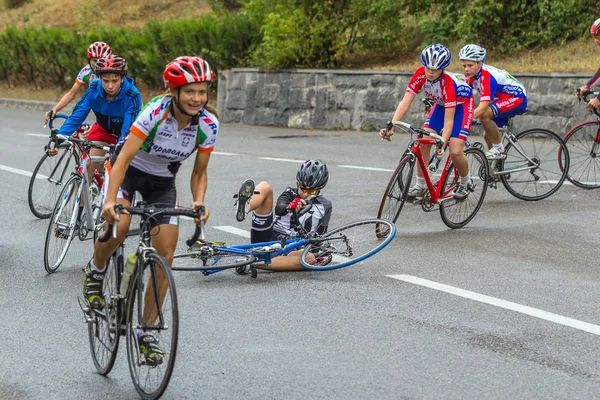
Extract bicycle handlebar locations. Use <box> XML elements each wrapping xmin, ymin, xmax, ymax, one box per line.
<box><xmin>98</xmin><ymin>204</ymin><xmax>206</xmax><ymax>243</ymax></box>
<box><xmin>577</xmin><ymin>89</ymin><xmax>600</xmax><ymax>118</ymax></box>
<box><xmin>390</xmin><ymin>120</ymin><xmax>444</xmax><ymax>146</ymax></box>
<box><xmin>51</xmin><ymin>131</ymin><xmax>114</xmax><ymax>153</ymax></box>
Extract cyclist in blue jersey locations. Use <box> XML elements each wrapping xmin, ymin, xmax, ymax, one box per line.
<box><xmin>44</xmin><ymin>41</ymin><xmax>112</xmax><ymax>126</ymax></box>
<box><xmin>56</xmin><ymin>55</ymin><xmax>142</xmax><ymax>183</ymax></box>
<box><xmin>83</xmin><ymin>56</ymin><xmax>216</xmax><ymax>365</ymax></box>
<box><xmin>234</xmin><ymin>159</ymin><xmax>332</xmax><ymax>272</ymax></box>
<box><xmin>459</xmin><ymin>44</ymin><xmax>528</xmax><ymax>159</ymax></box>
<box><xmin>579</xmin><ymin>18</ymin><xmax>600</xmax><ymax>111</ymax></box>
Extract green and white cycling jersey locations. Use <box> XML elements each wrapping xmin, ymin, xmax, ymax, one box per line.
<box><xmin>75</xmin><ymin>64</ymin><xmax>98</xmax><ymax>85</ymax></box>
<box><xmin>128</xmin><ymin>94</ymin><xmax>218</xmax><ymax>177</ymax></box>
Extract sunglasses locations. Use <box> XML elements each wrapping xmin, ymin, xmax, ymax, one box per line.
<box><xmin>299</xmin><ymin>186</ymin><xmax>319</xmax><ymax>195</ymax></box>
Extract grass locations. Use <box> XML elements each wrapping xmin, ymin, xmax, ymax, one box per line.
<box><xmin>0</xmin><ymin>0</ymin><xmax>212</xmax><ymax>31</ymax></box>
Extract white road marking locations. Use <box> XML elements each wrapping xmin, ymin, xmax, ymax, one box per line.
<box><xmin>213</xmin><ymin>225</ymin><xmax>251</xmax><ymax>239</ymax></box>
<box><xmin>213</xmin><ymin>151</ymin><xmax>238</xmax><ymax>156</ymax></box>
<box><xmin>259</xmin><ymin>157</ymin><xmax>305</xmax><ymax>163</ymax></box>
<box><xmin>0</xmin><ymin>164</ymin><xmax>38</xmax><ymax>178</ymax></box>
<box><xmin>339</xmin><ymin>164</ymin><xmax>395</xmax><ymax>172</ymax></box>
<box><xmin>387</xmin><ymin>274</ymin><xmax>600</xmax><ymax>336</ymax></box>
<box><xmin>25</xmin><ymin>133</ymin><xmax>50</xmax><ymax>138</ymax></box>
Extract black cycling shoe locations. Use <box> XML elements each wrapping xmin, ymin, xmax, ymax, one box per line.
<box><xmin>138</xmin><ymin>333</ymin><xmax>165</xmax><ymax>366</ymax></box>
<box><xmin>234</xmin><ymin>179</ymin><xmax>255</xmax><ymax>222</ymax></box>
<box><xmin>83</xmin><ymin>261</ymin><xmax>105</xmax><ymax>309</ymax></box>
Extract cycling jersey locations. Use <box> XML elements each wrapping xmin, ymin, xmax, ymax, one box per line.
<box><xmin>75</xmin><ymin>64</ymin><xmax>98</xmax><ymax>86</ymax></box>
<box><xmin>271</xmin><ymin>188</ymin><xmax>332</xmax><ymax>237</ymax></box>
<box><xmin>407</xmin><ymin>67</ymin><xmax>473</xmax><ymax>108</ymax></box>
<box><xmin>58</xmin><ymin>77</ymin><xmax>142</xmax><ymax>142</ymax></box>
<box><xmin>466</xmin><ymin>64</ymin><xmax>527</xmax><ymax>101</ymax></box>
<box><xmin>127</xmin><ymin>94</ymin><xmax>218</xmax><ymax>177</ymax></box>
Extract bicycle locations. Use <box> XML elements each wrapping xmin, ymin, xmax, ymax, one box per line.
<box><xmin>43</xmin><ymin>130</ymin><xmax>113</xmax><ymax>273</ymax></box>
<box><xmin>474</xmin><ymin>111</ymin><xmax>569</xmax><ymax>201</ymax></box>
<box><xmin>561</xmin><ymin>90</ymin><xmax>600</xmax><ymax>189</ymax></box>
<box><xmin>377</xmin><ymin>120</ymin><xmax>489</xmax><ymax>229</ymax></box>
<box><xmin>28</xmin><ymin>113</ymin><xmax>85</xmax><ymax>219</ymax></box>
<box><xmin>81</xmin><ymin>203</ymin><xmax>204</xmax><ymax>400</ymax></box>
<box><xmin>173</xmin><ymin>203</ymin><xmax>396</xmax><ymax>278</ymax></box>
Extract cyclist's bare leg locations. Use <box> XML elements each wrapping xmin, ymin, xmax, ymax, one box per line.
<box><xmin>87</xmin><ymin>141</ymin><xmax>110</xmax><ymax>186</ymax></box>
<box><xmin>254</xmin><ymin>250</ymin><xmax>310</xmax><ymax>272</ymax></box>
<box><xmin>248</xmin><ymin>181</ymin><xmax>273</xmax><ymax>215</ymax></box>
<box><xmin>91</xmin><ymin>198</ymin><xmax>132</xmax><ymax>270</ymax></box>
<box><xmin>449</xmin><ymin>138</ymin><xmax>468</xmax><ymax>177</ymax></box>
<box><xmin>478</xmin><ymin>107</ymin><xmax>501</xmax><ymax>149</ymax></box>
<box><xmin>142</xmin><ymin>224</ymin><xmax>178</xmax><ymax>326</ymax></box>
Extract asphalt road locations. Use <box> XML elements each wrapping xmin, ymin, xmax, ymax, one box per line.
<box><xmin>1</xmin><ymin>107</ymin><xmax>600</xmax><ymax>399</ymax></box>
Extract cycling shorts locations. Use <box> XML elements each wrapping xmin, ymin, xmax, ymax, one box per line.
<box><xmin>424</xmin><ymin>97</ymin><xmax>474</xmax><ymax>141</ymax></box>
<box><xmin>251</xmin><ymin>211</ymin><xmax>277</xmax><ymax>243</ymax></box>
<box><xmin>106</xmin><ymin>165</ymin><xmax>178</xmax><ymax>227</ymax></box>
<box><xmin>87</xmin><ymin>122</ymin><xmax>118</xmax><ymax>145</ymax></box>
<box><xmin>490</xmin><ymin>97</ymin><xmax>528</xmax><ymax>128</ymax></box>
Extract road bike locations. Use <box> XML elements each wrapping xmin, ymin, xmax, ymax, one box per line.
<box><xmin>173</xmin><ymin>202</ymin><xmax>396</xmax><ymax>278</ymax></box>
<box><xmin>561</xmin><ymin>90</ymin><xmax>600</xmax><ymax>189</ymax></box>
<box><xmin>43</xmin><ymin>131</ymin><xmax>112</xmax><ymax>273</ymax></box>
<box><xmin>81</xmin><ymin>203</ymin><xmax>204</xmax><ymax>400</ymax></box>
<box><xmin>377</xmin><ymin>120</ymin><xmax>489</xmax><ymax>229</ymax></box>
<box><xmin>28</xmin><ymin>113</ymin><xmax>85</xmax><ymax>219</ymax></box>
<box><xmin>474</xmin><ymin>111</ymin><xmax>569</xmax><ymax>201</ymax></box>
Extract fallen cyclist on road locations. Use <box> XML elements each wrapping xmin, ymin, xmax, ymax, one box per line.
<box><xmin>233</xmin><ymin>159</ymin><xmax>333</xmax><ymax>272</ymax></box>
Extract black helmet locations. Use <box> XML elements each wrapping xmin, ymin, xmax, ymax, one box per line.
<box><xmin>296</xmin><ymin>159</ymin><xmax>329</xmax><ymax>190</ymax></box>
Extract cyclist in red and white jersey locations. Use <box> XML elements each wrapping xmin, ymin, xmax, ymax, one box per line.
<box><xmin>44</xmin><ymin>41</ymin><xmax>112</xmax><ymax>125</ymax></box>
<box><xmin>380</xmin><ymin>44</ymin><xmax>475</xmax><ymax>200</ymax></box>
<box><xmin>459</xmin><ymin>44</ymin><xmax>528</xmax><ymax>159</ymax></box>
<box><xmin>578</xmin><ymin>19</ymin><xmax>600</xmax><ymax>111</ymax></box>
<box><xmin>82</xmin><ymin>56</ymin><xmax>216</xmax><ymax>365</ymax></box>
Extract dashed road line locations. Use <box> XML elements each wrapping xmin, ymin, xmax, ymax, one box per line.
<box><xmin>259</xmin><ymin>157</ymin><xmax>305</xmax><ymax>163</ymax></box>
<box><xmin>388</xmin><ymin>274</ymin><xmax>600</xmax><ymax>336</ymax></box>
<box><xmin>213</xmin><ymin>226</ymin><xmax>251</xmax><ymax>239</ymax></box>
<box><xmin>339</xmin><ymin>164</ymin><xmax>394</xmax><ymax>172</ymax></box>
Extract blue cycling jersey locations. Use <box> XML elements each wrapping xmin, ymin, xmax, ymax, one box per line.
<box><xmin>58</xmin><ymin>76</ymin><xmax>142</xmax><ymax>142</ymax></box>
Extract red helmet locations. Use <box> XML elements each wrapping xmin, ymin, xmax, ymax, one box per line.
<box><xmin>95</xmin><ymin>55</ymin><xmax>128</xmax><ymax>76</ymax></box>
<box><xmin>163</xmin><ymin>56</ymin><xmax>214</xmax><ymax>89</ymax></box>
<box><xmin>87</xmin><ymin>41</ymin><xmax>112</xmax><ymax>58</ymax></box>
<box><xmin>592</xmin><ymin>19</ymin><xmax>600</xmax><ymax>36</ymax></box>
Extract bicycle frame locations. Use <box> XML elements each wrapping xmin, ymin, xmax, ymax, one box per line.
<box><xmin>408</xmin><ymin>137</ymin><xmax>457</xmax><ymax>204</ymax></box>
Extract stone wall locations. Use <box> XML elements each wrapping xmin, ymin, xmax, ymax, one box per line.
<box><xmin>217</xmin><ymin>68</ymin><xmax>593</xmax><ymax>134</ymax></box>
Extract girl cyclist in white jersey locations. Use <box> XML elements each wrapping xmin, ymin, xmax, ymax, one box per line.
<box><xmin>83</xmin><ymin>56</ymin><xmax>217</xmax><ymax>365</ymax></box>
<box><xmin>44</xmin><ymin>41</ymin><xmax>112</xmax><ymax>126</ymax></box>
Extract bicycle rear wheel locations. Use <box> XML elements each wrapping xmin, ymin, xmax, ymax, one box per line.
<box><xmin>562</xmin><ymin>120</ymin><xmax>600</xmax><ymax>189</ymax></box>
<box><xmin>501</xmin><ymin>128</ymin><xmax>569</xmax><ymax>201</ymax></box>
<box><xmin>126</xmin><ymin>252</ymin><xmax>178</xmax><ymax>400</ymax></box>
<box><xmin>376</xmin><ymin>156</ymin><xmax>414</xmax><ymax>224</ymax></box>
<box><xmin>28</xmin><ymin>144</ymin><xmax>77</xmax><ymax>219</ymax></box>
<box><xmin>439</xmin><ymin>147</ymin><xmax>489</xmax><ymax>229</ymax></box>
<box><xmin>44</xmin><ymin>175</ymin><xmax>80</xmax><ymax>273</ymax></box>
<box><xmin>88</xmin><ymin>253</ymin><xmax>121</xmax><ymax>375</ymax></box>
<box><xmin>300</xmin><ymin>219</ymin><xmax>396</xmax><ymax>271</ymax></box>
<box><xmin>173</xmin><ymin>249</ymin><xmax>256</xmax><ymax>271</ymax></box>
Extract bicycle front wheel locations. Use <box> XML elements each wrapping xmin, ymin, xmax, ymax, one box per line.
<box><xmin>173</xmin><ymin>250</ymin><xmax>256</xmax><ymax>271</ymax></box>
<box><xmin>28</xmin><ymin>144</ymin><xmax>77</xmax><ymax>219</ymax></box>
<box><xmin>439</xmin><ymin>147</ymin><xmax>489</xmax><ymax>229</ymax></box>
<box><xmin>376</xmin><ymin>156</ymin><xmax>414</xmax><ymax>224</ymax></box>
<box><xmin>44</xmin><ymin>175</ymin><xmax>80</xmax><ymax>273</ymax></box>
<box><xmin>562</xmin><ymin>120</ymin><xmax>600</xmax><ymax>189</ymax></box>
<box><xmin>88</xmin><ymin>253</ymin><xmax>121</xmax><ymax>375</ymax></box>
<box><xmin>300</xmin><ymin>219</ymin><xmax>396</xmax><ymax>271</ymax></box>
<box><xmin>501</xmin><ymin>128</ymin><xmax>569</xmax><ymax>201</ymax></box>
<box><xmin>126</xmin><ymin>252</ymin><xmax>178</xmax><ymax>400</ymax></box>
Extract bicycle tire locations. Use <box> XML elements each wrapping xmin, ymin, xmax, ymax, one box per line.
<box><xmin>439</xmin><ymin>147</ymin><xmax>489</xmax><ymax>229</ymax></box>
<box><xmin>88</xmin><ymin>253</ymin><xmax>121</xmax><ymax>375</ymax></box>
<box><xmin>562</xmin><ymin>120</ymin><xmax>600</xmax><ymax>189</ymax></box>
<box><xmin>43</xmin><ymin>175</ymin><xmax>81</xmax><ymax>273</ymax></box>
<box><xmin>501</xmin><ymin>128</ymin><xmax>569</xmax><ymax>201</ymax></box>
<box><xmin>173</xmin><ymin>250</ymin><xmax>256</xmax><ymax>271</ymax></box>
<box><xmin>28</xmin><ymin>144</ymin><xmax>77</xmax><ymax>219</ymax></box>
<box><xmin>300</xmin><ymin>219</ymin><xmax>396</xmax><ymax>271</ymax></box>
<box><xmin>376</xmin><ymin>156</ymin><xmax>414</xmax><ymax>224</ymax></box>
<box><xmin>126</xmin><ymin>252</ymin><xmax>178</xmax><ymax>400</ymax></box>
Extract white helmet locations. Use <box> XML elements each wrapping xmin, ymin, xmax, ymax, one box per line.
<box><xmin>420</xmin><ymin>44</ymin><xmax>451</xmax><ymax>70</ymax></box>
<box><xmin>459</xmin><ymin>44</ymin><xmax>486</xmax><ymax>62</ymax></box>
